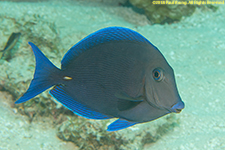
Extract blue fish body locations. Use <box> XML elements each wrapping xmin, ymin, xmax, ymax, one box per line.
<box><xmin>15</xmin><ymin>27</ymin><xmax>184</xmax><ymax>131</ymax></box>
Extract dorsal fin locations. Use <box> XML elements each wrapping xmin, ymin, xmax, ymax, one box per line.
<box><xmin>61</xmin><ymin>27</ymin><xmax>155</xmax><ymax>69</ymax></box>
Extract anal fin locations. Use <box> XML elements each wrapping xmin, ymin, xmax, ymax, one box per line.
<box><xmin>50</xmin><ymin>85</ymin><xmax>112</xmax><ymax>120</ymax></box>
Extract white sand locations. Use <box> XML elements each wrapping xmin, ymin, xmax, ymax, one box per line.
<box><xmin>0</xmin><ymin>1</ymin><xmax>225</xmax><ymax>149</ymax></box>
<box><xmin>0</xmin><ymin>91</ymin><xmax>78</xmax><ymax>150</ymax></box>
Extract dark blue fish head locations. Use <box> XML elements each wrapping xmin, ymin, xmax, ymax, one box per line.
<box><xmin>144</xmin><ymin>50</ymin><xmax>184</xmax><ymax>114</ymax></box>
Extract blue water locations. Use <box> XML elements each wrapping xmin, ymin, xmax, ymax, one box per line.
<box><xmin>0</xmin><ymin>0</ymin><xmax>225</xmax><ymax>149</ymax></box>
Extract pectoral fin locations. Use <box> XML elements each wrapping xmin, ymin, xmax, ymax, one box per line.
<box><xmin>115</xmin><ymin>91</ymin><xmax>143</xmax><ymax>111</ymax></box>
<box><xmin>115</xmin><ymin>91</ymin><xmax>143</xmax><ymax>101</ymax></box>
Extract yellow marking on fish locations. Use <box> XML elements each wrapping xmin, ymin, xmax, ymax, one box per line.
<box><xmin>63</xmin><ymin>76</ymin><xmax>72</xmax><ymax>80</ymax></box>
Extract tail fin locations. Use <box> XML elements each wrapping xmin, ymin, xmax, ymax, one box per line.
<box><xmin>15</xmin><ymin>42</ymin><xmax>60</xmax><ymax>104</ymax></box>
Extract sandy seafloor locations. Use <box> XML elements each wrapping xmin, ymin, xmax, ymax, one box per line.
<box><xmin>0</xmin><ymin>0</ymin><xmax>225</xmax><ymax>150</ymax></box>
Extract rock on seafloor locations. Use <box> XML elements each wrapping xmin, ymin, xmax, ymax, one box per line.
<box><xmin>129</xmin><ymin>0</ymin><xmax>218</xmax><ymax>24</ymax></box>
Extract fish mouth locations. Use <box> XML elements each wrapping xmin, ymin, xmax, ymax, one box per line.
<box><xmin>146</xmin><ymin>84</ymin><xmax>184</xmax><ymax>113</ymax></box>
<box><xmin>174</xmin><ymin>108</ymin><xmax>182</xmax><ymax>113</ymax></box>
<box><xmin>171</xmin><ymin>101</ymin><xmax>185</xmax><ymax>113</ymax></box>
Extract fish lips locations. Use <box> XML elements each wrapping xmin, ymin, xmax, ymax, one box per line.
<box><xmin>170</xmin><ymin>100</ymin><xmax>185</xmax><ymax>113</ymax></box>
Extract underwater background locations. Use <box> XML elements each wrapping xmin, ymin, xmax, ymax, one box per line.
<box><xmin>0</xmin><ymin>0</ymin><xmax>225</xmax><ymax>149</ymax></box>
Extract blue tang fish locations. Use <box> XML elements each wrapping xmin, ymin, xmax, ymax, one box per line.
<box><xmin>15</xmin><ymin>27</ymin><xmax>184</xmax><ymax>131</ymax></box>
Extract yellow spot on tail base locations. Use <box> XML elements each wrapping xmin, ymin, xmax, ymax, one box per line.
<box><xmin>63</xmin><ymin>76</ymin><xmax>72</xmax><ymax>80</ymax></box>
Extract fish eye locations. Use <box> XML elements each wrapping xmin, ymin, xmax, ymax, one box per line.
<box><xmin>152</xmin><ymin>68</ymin><xmax>164</xmax><ymax>81</ymax></box>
